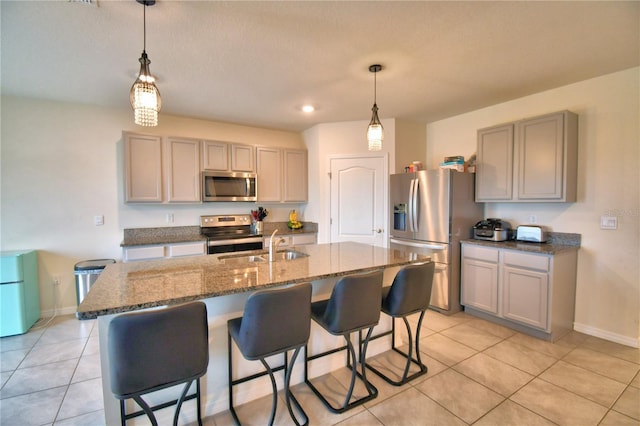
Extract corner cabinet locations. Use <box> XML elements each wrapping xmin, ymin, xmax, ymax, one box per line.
<box><xmin>476</xmin><ymin>111</ymin><xmax>578</xmax><ymax>202</ymax></box>
<box><xmin>256</xmin><ymin>147</ymin><xmax>308</xmax><ymax>203</ymax></box>
<box><xmin>123</xmin><ymin>132</ymin><xmax>201</xmax><ymax>203</ymax></box>
<box><xmin>461</xmin><ymin>242</ymin><xmax>577</xmax><ymax>341</ymax></box>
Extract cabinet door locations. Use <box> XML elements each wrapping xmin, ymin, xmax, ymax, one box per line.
<box><xmin>123</xmin><ymin>245</ymin><xmax>165</xmax><ymax>262</ymax></box>
<box><xmin>502</xmin><ymin>265</ymin><xmax>549</xmax><ymax>330</ymax></box>
<box><xmin>231</xmin><ymin>144</ymin><xmax>255</xmax><ymax>172</ymax></box>
<box><xmin>461</xmin><ymin>257</ymin><xmax>499</xmax><ymax>314</ymax></box>
<box><xmin>517</xmin><ymin>112</ymin><xmax>565</xmax><ymax>200</ymax></box>
<box><xmin>256</xmin><ymin>147</ymin><xmax>282</xmax><ymax>202</ymax></box>
<box><xmin>165</xmin><ymin>137</ymin><xmax>201</xmax><ymax>202</ymax></box>
<box><xmin>283</xmin><ymin>149</ymin><xmax>308</xmax><ymax>202</ymax></box>
<box><xmin>291</xmin><ymin>233</ymin><xmax>316</xmax><ymax>245</ymax></box>
<box><xmin>202</xmin><ymin>140</ymin><xmax>229</xmax><ymax>171</ymax></box>
<box><xmin>167</xmin><ymin>242</ymin><xmax>205</xmax><ymax>257</ymax></box>
<box><xmin>476</xmin><ymin>124</ymin><xmax>514</xmax><ymax>201</ymax></box>
<box><xmin>124</xmin><ymin>133</ymin><xmax>163</xmax><ymax>203</ymax></box>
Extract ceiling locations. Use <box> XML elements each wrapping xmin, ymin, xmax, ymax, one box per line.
<box><xmin>2</xmin><ymin>1</ymin><xmax>638</xmax><ymax>132</ymax></box>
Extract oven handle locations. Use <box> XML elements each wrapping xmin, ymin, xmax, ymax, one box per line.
<box><xmin>207</xmin><ymin>236</ymin><xmax>263</xmax><ymax>246</ymax></box>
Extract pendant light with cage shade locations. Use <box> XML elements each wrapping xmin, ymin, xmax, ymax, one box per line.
<box><xmin>366</xmin><ymin>64</ymin><xmax>383</xmax><ymax>151</ymax></box>
<box><xmin>130</xmin><ymin>0</ymin><xmax>161</xmax><ymax>127</ymax></box>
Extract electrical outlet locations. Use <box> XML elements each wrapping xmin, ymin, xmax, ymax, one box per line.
<box><xmin>528</xmin><ymin>215</ymin><xmax>537</xmax><ymax>224</ymax></box>
<box><xmin>166</xmin><ymin>213</ymin><xmax>174</xmax><ymax>223</ymax></box>
<box><xmin>94</xmin><ymin>215</ymin><xmax>104</xmax><ymax>226</ymax></box>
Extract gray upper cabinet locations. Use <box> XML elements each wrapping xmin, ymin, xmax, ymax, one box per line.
<box><xmin>256</xmin><ymin>147</ymin><xmax>308</xmax><ymax>203</ymax></box>
<box><xmin>283</xmin><ymin>149</ymin><xmax>308</xmax><ymax>202</ymax></box>
<box><xmin>164</xmin><ymin>137</ymin><xmax>201</xmax><ymax>202</ymax></box>
<box><xmin>124</xmin><ymin>133</ymin><xmax>201</xmax><ymax>203</ymax></box>
<box><xmin>202</xmin><ymin>140</ymin><xmax>254</xmax><ymax>172</ymax></box>
<box><xmin>476</xmin><ymin>124</ymin><xmax>514</xmax><ymax>201</ymax></box>
<box><xmin>256</xmin><ymin>147</ymin><xmax>282</xmax><ymax>202</ymax></box>
<box><xmin>476</xmin><ymin>111</ymin><xmax>578</xmax><ymax>202</ymax></box>
<box><xmin>124</xmin><ymin>132</ymin><xmax>163</xmax><ymax>203</ymax></box>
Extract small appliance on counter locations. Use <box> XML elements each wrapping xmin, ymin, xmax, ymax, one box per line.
<box><xmin>472</xmin><ymin>218</ymin><xmax>513</xmax><ymax>241</ymax></box>
<box><xmin>516</xmin><ymin>225</ymin><xmax>548</xmax><ymax>243</ymax></box>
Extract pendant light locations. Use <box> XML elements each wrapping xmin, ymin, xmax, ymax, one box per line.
<box><xmin>130</xmin><ymin>0</ymin><xmax>161</xmax><ymax>127</ymax></box>
<box><xmin>366</xmin><ymin>64</ymin><xmax>383</xmax><ymax>151</ymax></box>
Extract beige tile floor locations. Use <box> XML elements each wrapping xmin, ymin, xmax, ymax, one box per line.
<box><xmin>1</xmin><ymin>310</ymin><xmax>638</xmax><ymax>426</ymax></box>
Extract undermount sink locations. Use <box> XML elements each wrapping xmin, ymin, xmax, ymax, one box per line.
<box><xmin>271</xmin><ymin>250</ymin><xmax>309</xmax><ymax>261</ymax></box>
<box><xmin>218</xmin><ymin>249</ymin><xmax>308</xmax><ymax>264</ymax></box>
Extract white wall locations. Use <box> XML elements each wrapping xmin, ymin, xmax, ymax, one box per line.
<box><xmin>302</xmin><ymin>119</ymin><xmax>396</xmax><ymax>243</ymax></box>
<box><xmin>426</xmin><ymin>68</ymin><xmax>640</xmax><ymax>346</ymax></box>
<box><xmin>1</xmin><ymin>96</ymin><xmax>304</xmax><ymax>315</ymax></box>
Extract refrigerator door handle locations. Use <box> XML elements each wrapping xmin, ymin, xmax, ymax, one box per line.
<box><xmin>408</xmin><ymin>178</ymin><xmax>416</xmax><ymax>232</ymax></box>
<box><xmin>411</xmin><ymin>178</ymin><xmax>419</xmax><ymax>232</ymax></box>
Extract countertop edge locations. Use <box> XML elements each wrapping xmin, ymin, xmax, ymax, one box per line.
<box><xmin>461</xmin><ymin>238</ymin><xmax>580</xmax><ymax>254</ymax></box>
<box><xmin>77</xmin><ymin>242</ymin><xmax>427</xmax><ymax>319</ymax></box>
<box><xmin>120</xmin><ymin>222</ymin><xmax>318</xmax><ymax>247</ymax></box>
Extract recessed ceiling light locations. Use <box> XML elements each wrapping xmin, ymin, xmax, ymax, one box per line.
<box><xmin>301</xmin><ymin>105</ymin><xmax>315</xmax><ymax>113</ymax></box>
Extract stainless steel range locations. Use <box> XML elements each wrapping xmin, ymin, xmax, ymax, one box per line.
<box><xmin>200</xmin><ymin>215</ymin><xmax>263</xmax><ymax>255</ymax></box>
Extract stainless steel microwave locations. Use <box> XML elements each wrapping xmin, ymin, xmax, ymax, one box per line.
<box><xmin>202</xmin><ymin>171</ymin><xmax>257</xmax><ymax>202</ymax></box>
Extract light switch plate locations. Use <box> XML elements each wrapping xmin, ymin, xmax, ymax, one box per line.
<box><xmin>600</xmin><ymin>216</ymin><xmax>617</xmax><ymax>230</ymax></box>
<box><xmin>94</xmin><ymin>215</ymin><xmax>104</xmax><ymax>226</ymax></box>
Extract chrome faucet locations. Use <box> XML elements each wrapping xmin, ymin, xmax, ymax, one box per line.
<box><xmin>269</xmin><ymin>229</ymin><xmax>286</xmax><ymax>262</ymax></box>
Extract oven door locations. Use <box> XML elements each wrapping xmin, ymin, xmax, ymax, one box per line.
<box><xmin>207</xmin><ymin>236</ymin><xmax>263</xmax><ymax>254</ymax></box>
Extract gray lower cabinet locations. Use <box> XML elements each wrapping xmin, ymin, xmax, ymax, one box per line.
<box><xmin>264</xmin><ymin>233</ymin><xmax>317</xmax><ymax>248</ymax></box>
<box><xmin>461</xmin><ymin>242</ymin><xmax>577</xmax><ymax>341</ymax></box>
<box><xmin>123</xmin><ymin>241</ymin><xmax>205</xmax><ymax>262</ymax></box>
<box><xmin>476</xmin><ymin>110</ymin><xmax>578</xmax><ymax>202</ymax></box>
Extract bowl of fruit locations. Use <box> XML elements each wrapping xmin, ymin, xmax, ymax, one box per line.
<box><xmin>288</xmin><ymin>210</ymin><xmax>303</xmax><ymax>230</ymax></box>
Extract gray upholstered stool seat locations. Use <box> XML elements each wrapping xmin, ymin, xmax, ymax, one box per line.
<box><xmin>365</xmin><ymin>262</ymin><xmax>435</xmax><ymax>385</ymax></box>
<box><xmin>304</xmin><ymin>270</ymin><xmax>383</xmax><ymax>413</ymax></box>
<box><xmin>108</xmin><ymin>301</ymin><xmax>209</xmax><ymax>426</ymax></box>
<box><xmin>228</xmin><ymin>282</ymin><xmax>312</xmax><ymax>426</ymax></box>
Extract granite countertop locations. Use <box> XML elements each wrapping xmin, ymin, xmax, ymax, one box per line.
<box><xmin>121</xmin><ymin>222</ymin><xmax>318</xmax><ymax>247</ymax></box>
<box><xmin>77</xmin><ymin>241</ymin><xmax>428</xmax><ymax>320</ymax></box>
<box><xmin>461</xmin><ymin>232</ymin><xmax>581</xmax><ymax>255</ymax></box>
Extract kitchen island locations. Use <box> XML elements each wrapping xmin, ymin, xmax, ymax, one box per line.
<box><xmin>78</xmin><ymin>242</ymin><xmax>430</xmax><ymax>425</ymax></box>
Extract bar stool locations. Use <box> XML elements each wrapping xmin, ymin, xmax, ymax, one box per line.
<box><xmin>228</xmin><ymin>283</ymin><xmax>312</xmax><ymax>426</ymax></box>
<box><xmin>108</xmin><ymin>301</ymin><xmax>209</xmax><ymax>426</ymax></box>
<box><xmin>365</xmin><ymin>262</ymin><xmax>435</xmax><ymax>386</ymax></box>
<box><xmin>304</xmin><ymin>270</ymin><xmax>383</xmax><ymax>413</ymax></box>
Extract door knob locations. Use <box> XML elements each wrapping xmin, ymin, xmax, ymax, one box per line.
<box><xmin>372</xmin><ymin>228</ymin><xmax>384</xmax><ymax>234</ymax></box>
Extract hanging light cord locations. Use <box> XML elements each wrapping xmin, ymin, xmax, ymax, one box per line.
<box><xmin>142</xmin><ymin>2</ymin><xmax>147</xmax><ymax>53</ymax></box>
<box><xmin>373</xmin><ymin>69</ymin><xmax>377</xmax><ymax>105</ymax></box>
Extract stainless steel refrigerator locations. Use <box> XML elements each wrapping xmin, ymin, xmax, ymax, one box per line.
<box><xmin>390</xmin><ymin>169</ymin><xmax>483</xmax><ymax>314</ymax></box>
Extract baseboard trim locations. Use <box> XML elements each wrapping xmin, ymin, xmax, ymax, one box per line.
<box><xmin>573</xmin><ymin>322</ymin><xmax>639</xmax><ymax>348</ymax></box>
<box><xmin>41</xmin><ymin>305</ymin><xmax>78</xmax><ymax>318</ymax></box>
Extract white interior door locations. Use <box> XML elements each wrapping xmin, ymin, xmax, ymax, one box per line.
<box><xmin>330</xmin><ymin>155</ymin><xmax>388</xmax><ymax>247</ymax></box>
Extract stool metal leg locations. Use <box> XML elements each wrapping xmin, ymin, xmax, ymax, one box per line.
<box><xmin>229</xmin><ymin>330</ymin><xmax>308</xmax><ymax>426</ymax></box>
<box><xmin>284</xmin><ymin>347</ymin><xmax>309</xmax><ymax>426</ymax></box>
<box><xmin>172</xmin><ymin>379</ymin><xmax>201</xmax><ymax>426</ymax></box>
<box><xmin>132</xmin><ymin>395</ymin><xmax>159</xmax><ymax>426</ymax></box>
<box><xmin>258</xmin><ymin>358</ymin><xmax>279</xmax><ymax>426</ymax></box>
<box><xmin>305</xmin><ymin>328</ymin><xmax>378</xmax><ymax>414</ymax></box>
<box><xmin>365</xmin><ymin>310</ymin><xmax>428</xmax><ymax>386</ymax></box>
